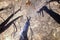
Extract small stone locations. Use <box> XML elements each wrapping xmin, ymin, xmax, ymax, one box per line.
<box><xmin>53</xmin><ymin>27</ymin><xmax>60</xmax><ymax>40</ymax></box>
<box><xmin>0</xmin><ymin>1</ymin><xmax>11</xmax><ymax>9</ymax></box>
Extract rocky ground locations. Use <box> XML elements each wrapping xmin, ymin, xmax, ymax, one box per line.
<box><xmin>0</xmin><ymin>0</ymin><xmax>60</xmax><ymax>40</ymax></box>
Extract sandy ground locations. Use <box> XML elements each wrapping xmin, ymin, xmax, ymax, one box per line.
<box><xmin>0</xmin><ymin>0</ymin><xmax>60</xmax><ymax>40</ymax></box>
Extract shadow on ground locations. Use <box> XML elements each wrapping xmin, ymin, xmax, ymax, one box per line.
<box><xmin>0</xmin><ymin>7</ymin><xmax>22</xmax><ymax>34</ymax></box>
<box><xmin>37</xmin><ymin>6</ymin><xmax>60</xmax><ymax>24</ymax></box>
